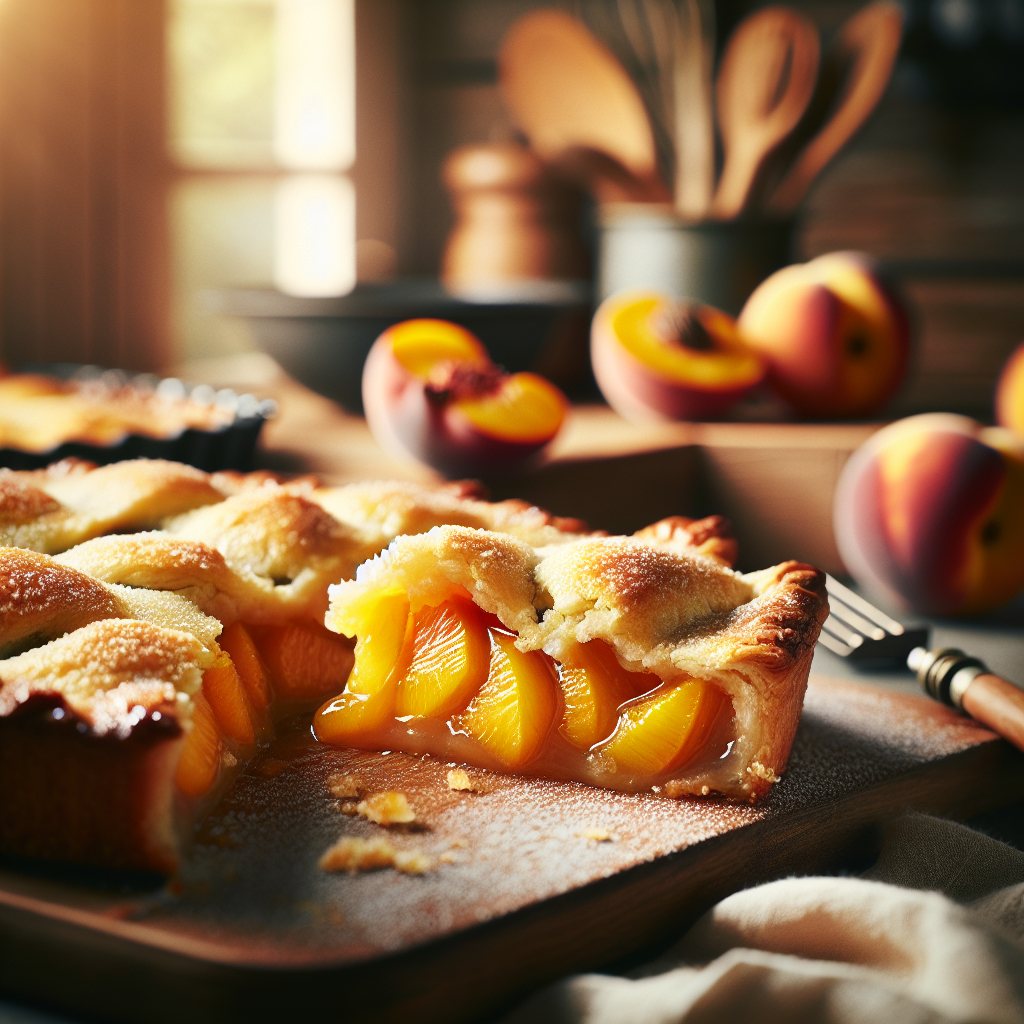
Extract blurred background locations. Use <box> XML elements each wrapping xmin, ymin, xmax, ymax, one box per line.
<box><xmin>0</xmin><ymin>0</ymin><xmax>1020</xmax><ymax>418</ymax></box>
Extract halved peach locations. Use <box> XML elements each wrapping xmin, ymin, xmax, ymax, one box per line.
<box><xmin>592</xmin><ymin>291</ymin><xmax>765</xmax><ymax>422</ymax></box>
<box><xmin>456</xmin><ymin>626</ymin><xmax>560</xmax><ymax>768</ymax></box>
<box><xmin>362</xmin><ymin>318</ymin><xmax>568</xmax><ymax>477</ymax></box>
<box><xmin>601</xmin><ymin>678</ymin><xmax>730</xmax><ymax>774</ymax></box>
<box><xmin>558</xmin><ymin>640</ymin><xmax>656</xmax><ymax>749</ymax></box>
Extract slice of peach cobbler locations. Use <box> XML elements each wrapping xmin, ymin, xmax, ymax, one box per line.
<box><xmin>316</xmin><ymin>525</ymin><xmax>827</xmax><ymax>802</ymax></box>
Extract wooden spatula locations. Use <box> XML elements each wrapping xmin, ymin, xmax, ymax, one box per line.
<box><xmin>710</xmin><ymin>6</ymin><xmax>820</xmax><ymax>220</ymax></box>
<box><xmin>767</xmin><ymin>2</ymin><xmax>903</xmax><ymax>217</ymax></box>
<box><xmin>498</xmin><ymin>9</ymin><xmax>670</xmax><ymax>203</ymax></box>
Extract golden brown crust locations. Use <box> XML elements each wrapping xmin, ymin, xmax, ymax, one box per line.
<box><xmin>0</xmin><ymin>473</ymin><xmax>63</xmax><ymax>523</ymax></box>
<box><xmin>57</xmin><ymin>531</ymin><xmax>338</xmax><ymax>626</ymax></box>
<box><xmin>329</xmin><ymin>525</ymin><xmax>541</xmax><ymax>638</ymax></box>
<box><xmin>0</xmin><ymin>618</ymin><xmax>210</xmax><ymax>737</ymax></box>
<box><xmin>530</xmin><ymin>536</ymin><xmax>753</xmax><ymax>666</ymax></box>
<box><xmin>0</xmin><ymin>548</ymin><xmax>223</xmax><ymax>658</ymax></box>
<box><xmin>313</xmin><ymin>478</ymin><xmax>593</xmax><ymax>560</ymax></box>
<box><xmin>0</xmin><ymin>549</ymin><xmax>123</xmax><ymax>657</ymax></box>
<box><xmin>634</xmin><ymin>514</ymin><xmax>738</xmax><ymax>567</ymax></box>
<box><xmin>0</xmin><ymin>459</ymin><xmax>225</xmax><ymax>553</ymax></box>
<box><xmin>165</xmin><ymin>489</ymin><xmax>360</xmax><ymax>585</ymax></box>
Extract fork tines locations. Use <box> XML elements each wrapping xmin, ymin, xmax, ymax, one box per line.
<box><xmin>820</xmin><ymin>575</ymin><xmax>930</xmax><ymax>663</ymax></box>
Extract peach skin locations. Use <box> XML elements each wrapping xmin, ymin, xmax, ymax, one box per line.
<box><xmin>835</xmin><ymin>413</ymin><xmax>1024</xmax><ymax>616</ymax></box>
<box><xmin>362</xmin><ymin>319</ymin><xmax>568</xmax><ymax>478</ymax></box>
<box><xmin>738</xmin><ymin>251</ymin><xmax>909</xmax><ymax>419</ymax></box>
<box><xmin>591</xmin><ymin>290</ymin><xmax>765</xmax><ymax>422</ymax></box>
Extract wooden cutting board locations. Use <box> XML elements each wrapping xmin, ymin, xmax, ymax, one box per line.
<box><xmin>1</xmin><ymin>677</ymin><xmax>1022</xmax><ymax>1024</ymax></box>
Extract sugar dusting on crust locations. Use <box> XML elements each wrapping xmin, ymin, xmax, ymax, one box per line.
<box><xmin>531</xmin><ymin>536</ymin><xmax>753</xmax><ymax>663</ymax></box>
<box><xmin>0</xmin><ymin>548</ymin><xmax>223</xmax><ymax>658</ymax></box>
<box><xmin>313</xmin><ymin>478</ymin><xmax>591</xmax><ymax>561</ymax></box>
<box><xmin>0</xmin><ymin>618</ymin><xmax>210</xmax><ymax>736</ymax></box>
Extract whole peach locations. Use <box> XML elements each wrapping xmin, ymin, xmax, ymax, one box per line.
<box><xmin>738</xmin><ymin>251</ymin><xmax>909</xmax><ymax>419</ymax></box>
<box><xmin>834</xmin><ymin>413</ymin><xmax>1024</xmax><ymax>616</ymax></box>
<box><xmin>996</xmin><ymin>340</ymin><xmax>1024</xmax><ymax>437</ymax></box>
<box><xmin>591</xmin><ymin>290</ymin><xmax>765</xmax><ymax>422</ymax></box>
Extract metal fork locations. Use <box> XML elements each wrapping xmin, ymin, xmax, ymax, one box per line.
<box><xmin>819</xmin><ymin>574</ymin><xmax>930</xmax><ymax>663</ymax></box>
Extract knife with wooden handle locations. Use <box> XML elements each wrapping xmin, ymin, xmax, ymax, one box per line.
<box><xmin>909</xmin><ymin>647</ymin><xmax>1024</xmax><ymax>753</ymax></box>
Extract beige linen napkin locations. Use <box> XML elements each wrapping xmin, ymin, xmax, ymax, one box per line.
<box><xmin>502</xmin><ymin>813</ymin><xmax>1024</xmax><ymax>1024</ymax></box>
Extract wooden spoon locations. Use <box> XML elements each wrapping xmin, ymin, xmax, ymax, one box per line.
<box><xmin>498</xmin><ymin>9</ymin><xmax>670</xmax><ymax>202</ymax></box>
<box><xmin>767</xmin><ymin>2</ymin><xmax>903</xmax><ymax>216</ymax></box>
<box><xmin>670</xmin><ymin>0</ymin><xmax>717</xmax><ymax>221</ymax></box>
<box><xmin>551</xmin><ymin>145</ymin><xmax>670</xmax><ymax>204</ymax></box>
<box><xmin>710</xmin><ymin>7</ymin><xmax>820</xmax><ymax>220</ymax></box>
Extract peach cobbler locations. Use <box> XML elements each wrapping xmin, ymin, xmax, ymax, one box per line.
<box><xmin>0</xmin><ymin>456</ymin><xmax>826</xmax><ymax>874</ymax></box>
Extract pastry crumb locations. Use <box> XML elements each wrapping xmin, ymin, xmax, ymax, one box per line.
<box><xmin>577</xmin><ymin>828</ymin><xmax>614</xmax><ymax>842</ymax></box>
<box><xmin>393</xmin><ymin>850</ymin><xmax>433</xmax><ymax>874</ymax></box>
<box><xmin>327</xmin><ymin>772</ymin><xmax>362</xmax><ymax>799</ymax></box>
<box><xmin>338</xmin><ymin>801</ymin><xmax>359</xmax><ymax>815</ymax></box>
<box><xmin>447</xmin><ymin>768</ymin><xmax>476</xmax><ymax>791</ymax></box>
<box><xmin>221</xmin><ymin>750</ymin><xmax>238</xmax><ymax>768</ymax></box>
<box><xmin>746</xmin><ymin>761</ymin><xmax>779</xmax><ymax>783</ymax></box>
<box><xmin>357</xmin><ymin>791</ymin><xmax>416</xmax><ymax>825</ymax></box>
<box><xmin>253</xmin><ymin>757</ymin><xmax>289</xmax><ymax>778</ymax></box>
<box><xmin>664</xmin><ymin>780</ymin><xmax>686</xmax><ymax>798</ymax></box>
<box><xmin>318</xmin><ymin>836</ymin><xmax>433</xmax><ymax>874</ymax></box>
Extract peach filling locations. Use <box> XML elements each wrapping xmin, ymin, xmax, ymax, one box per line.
<box><xmin>315</xmin><ymin>592</ymin><xmax>733</xmax><ymax>786</ymax></box>
<box><xmin>174</xmin><ymin>620</ymin><xmax>354</xmax><ymax>800</ymax></box>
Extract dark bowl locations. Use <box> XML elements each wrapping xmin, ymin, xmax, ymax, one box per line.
<box><xmin>209</xmin><ymin>279</ymin><xmax>593</xmax><ymax>414</ymax></box>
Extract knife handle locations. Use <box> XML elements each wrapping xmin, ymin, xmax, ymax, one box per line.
<box><xmin>908</xmin><ymin>646</ymin><xmax>1024</xmax><ymax>754</ymax></box>
<box><xmin>961</xmin><ymin>674</ymin><xmax>1024</xmax><ymax>754</ymax></box>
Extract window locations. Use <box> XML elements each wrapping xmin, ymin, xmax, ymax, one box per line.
<box><xmin>168</xmin><ymin>0</ymin><xmax>356</xmax><ymax>361</ymax></box>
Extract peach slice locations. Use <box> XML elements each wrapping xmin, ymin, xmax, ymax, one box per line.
<box><xmin>218</xmin><ymin>622</ymin><xmax>273</xmax><ymax>740</ymax></box>
<box><xmin>201</xmin><ymin>653</ymin><xmax>256</xmax><ymax>747</ymax></box>
<box><xmin>255</xmin><ymin>621</ymin><xmax>355</xmax><ymax>704</ymax></box>
<box><xmin>395</xmin><ymin>597</ymin><xmax>491</xmax><ymax>718</ymax></box>
<box><xmin>219</xmin><ymin>622</ymin><xmax>272</xmax><ymax>712</ymax></box>
<box><xmin>315</xmin><ymin>590</ymin><xmax>411</xmax><ymax>745</ymax></box>
<box><xmin>558</xmin><ymin>640</ymin><xmax>656</xmax><ymax>749</ymax></box>
<box><xmin>174</xmin><ymin>692</ymin><xmax>224</xmax><ymax>799</ymax></box>
<box><xmin>602</xmin><ymin>678</ymin><xmax>729</xmax><ymax>774</ymax></box>
<box><xmin>362</xmin><ymin>318</ymin><xmax>568</xmax><ymax>477</ymax></box>
<box><xmin>591</xmin><ymin>291</ymin><xmax>765</xmax><ymax>422</ymax></box>
<box><xmin>457</xmin><ymin>627</ymin><xmax>560</xmax><ymax>768</ymax></box>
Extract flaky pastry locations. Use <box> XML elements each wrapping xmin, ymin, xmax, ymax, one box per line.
<box><xmin>0</xmin><ymin>459</ymin><xmax>225</xmax><ymax>553</ymax></box>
